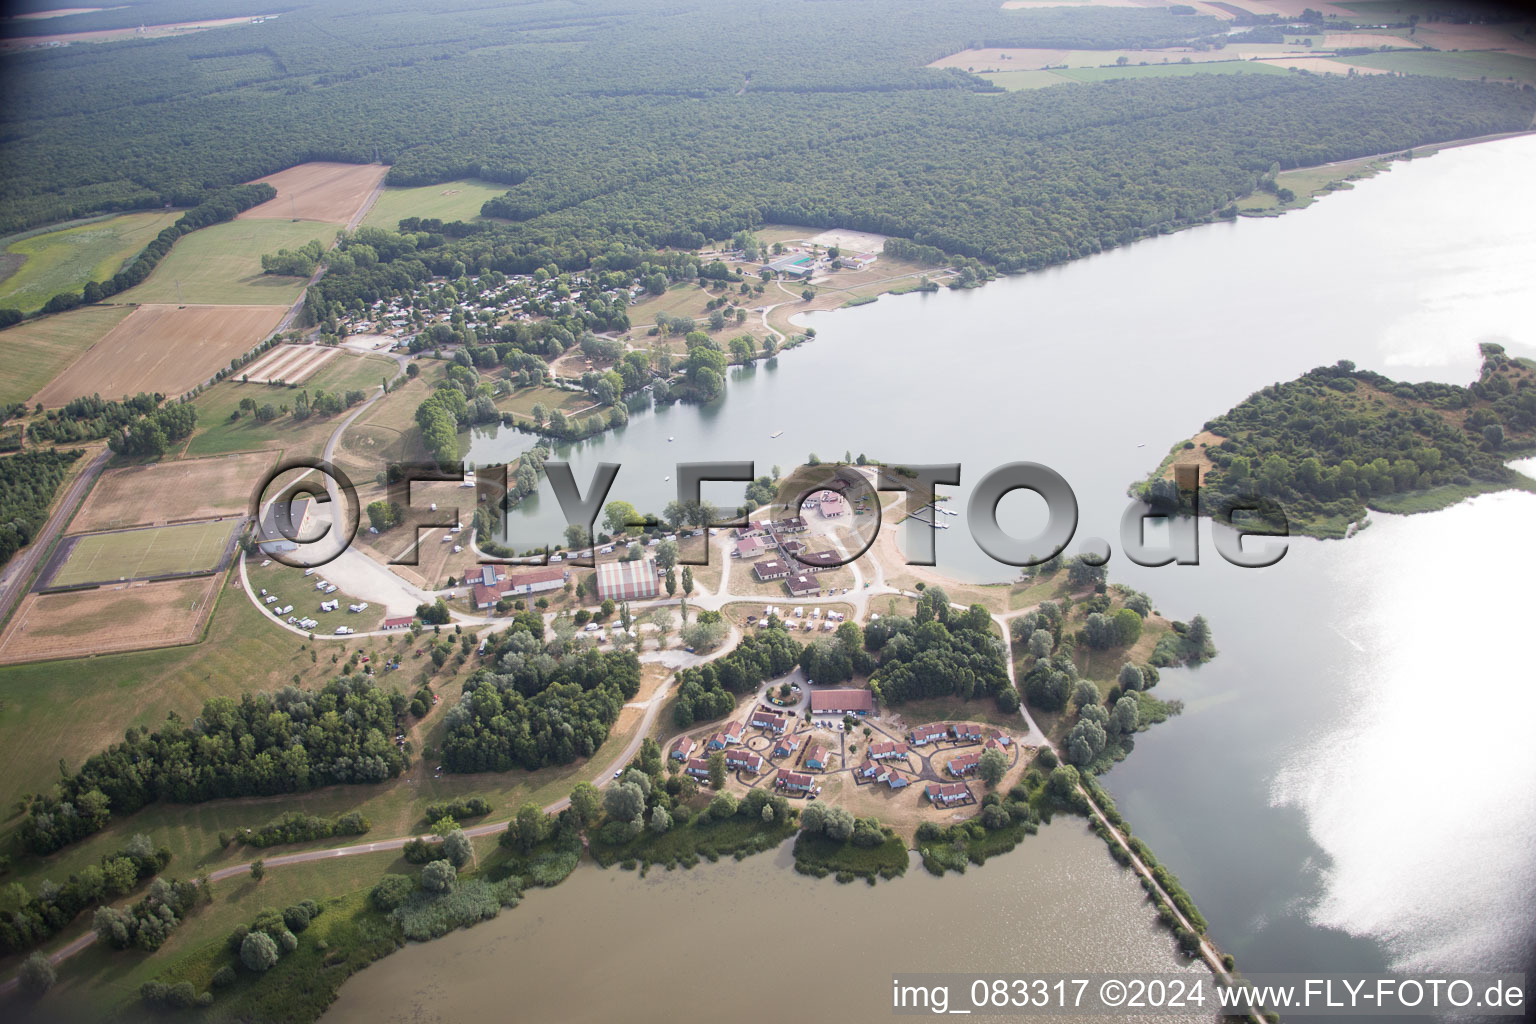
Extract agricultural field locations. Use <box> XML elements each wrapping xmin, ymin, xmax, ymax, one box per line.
<box><xmin>31</xmin><ymin>303</ymin><xmax>288</xmax><ymax>407</ymax></box>
<box><xmin>0</xmin><ymin>575</ymin><xmax>219</xmax><ymax>665</ymax></box>
<box><xmin>47</xmin><ymin>519</ymin><xmax>238</xmax><ymax>588</ymax></box>
<box><xmin>70</xmin><ymin>451</ymin><xmax>276</xmax><ymax>532</ymax></box>
<box><xmin>0</xmin><ymin>303</ymin><xmax>132</xmax><ymax>405</ymax></box>
<box><xmin>0</xmin><ymin>209</ymin><xmax>181</xmax><ymax>312</ymax></box>
<box><xmin>240</xmin><ymin>342</ymin><xmax>339</xmax><ymax>384</ymax></box>
<box><xmin>1050</xmin><ymin>60</ymin><xmax>1292</xmax><ymax>82</ymax></box>
<box><xmin>183</xmin><ymin>351</ymin><xmax>397</xmax><ymax>458</ymax></box>
<box><xmin>113</xmin><ymin>218</ymin><xmax>332</xmax><ymax>305</ymax></box>
<box><xmin>1339</xmin><ymin>49</ymin><xmax>1536</xmax><ymax>84</ymax></box>
<box><xmin>238</xmin><ymin>162</ymin><xmax>391</xmax><ymax>226</ymax></box>
<box><xmin>360</xmin><ymin>178</ymin><xmax>511</xmax><ymax>230</ymax></box>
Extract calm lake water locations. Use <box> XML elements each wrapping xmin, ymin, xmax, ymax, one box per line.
<box><xmin>328</xmin><ymin>822</ymin><xmax>1209</xmax><ymax>1024</ymax></box>
<box><xmin>353</xmin><ymin>135</ymin><xmax>1536</xmax><ymax>1018</ymax></box>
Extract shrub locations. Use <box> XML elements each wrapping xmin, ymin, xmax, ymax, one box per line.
<box><xmin>211</xmin><ymin>965</ymin><xmax>236</xmax><ymax>988</ymax></box>
<box><xmin>240</xmin><ymin>930</ymin><xmax>280</xmax><ymax>972</ymax></box>
<box><xmin>282</xmin><ymin>904</ymin><xmax>312</xmax><ymax>932</ymax></box>
<box><xmin>370</xmin><ymin>874</ymin><xmax>415</xmax><ymax>912</ymax></box>
<box><xmin>19</xmin><ymin>951</ymin><xmax>55</xmax><ymax>995</ymax></box>
<box><xmin>420</xmin><ymin>859</ymin><xmax>456</xmax><ymax>893</ymax></box>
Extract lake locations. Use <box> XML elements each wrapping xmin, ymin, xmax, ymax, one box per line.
<box><xmin>373</xmin><ymin>134</ymin><xmax>1536</xmax><ymax>1017</ymax></box>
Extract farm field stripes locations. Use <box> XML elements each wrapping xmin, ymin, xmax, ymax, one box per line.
<box><xmin>70</xmin><ymin>451</ymin><xmax>275</xmax><ymax>532</ymax></box>
<box><xmin>0</xmin><ymin>576</ymin><xmax>220</xmax><ymax>665</ymax></box>
<box><xmin>31</xmin><ymin>302</ymin><xmax>288</xmax><ymax>406</ymax></box>
<box><xmin>0</xmin><ymin>303</ymin><xmax>133</xmax><ymax>405</ymax></box>
<box><xmin>0</xmin><ymin>209</ymin><xmax>182</xmax><ymax>313</ymax></box>
<box><xmin>240</xmin><ymin>343</ymin><xmax>339</xmax><ymax>383</ymax></box>
<box><xmin>238</xmin><ymin>162</ymin><xmax>391</xmax><ymax>225</ymax></box>
<box><xmin>47</xmin><ymin>519</ymin><xmax>238</xmax><ymax>589</ymax></box>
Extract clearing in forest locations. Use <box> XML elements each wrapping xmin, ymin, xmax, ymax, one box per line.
<box><xmin>238</xmin><ymin>162</ymin><xmax>391</xmax><ymax>226</ymax></box>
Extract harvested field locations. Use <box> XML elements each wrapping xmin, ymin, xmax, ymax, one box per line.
<box><xmin>1265</xmin><ymin>56</ymin><xmax>1385</xmax><ymax>75</ymax></box>
<box><xmin>1323</xmin><ymin>32</ymin><xmax>1419</xmax><ymax>50</ymax></box>
<box><xmin>239</xmin><ymin>162</ymin><xmax>390</xmax><ymax>226</ymax></box>
<box><xmin>240</xmin><ymin>342</ymin><xmax>339</xmax><ymax>384</ymax></box>
<box><xmin>1339</xmin><ymin>49</ymin><xmax>1536</xmax><ymax>83</ymax></box>
<box><xmin>1053</xmin><ymin>61</ymin><xmax>1290</xmax><ymax>81</ymax></box>
<box><xmin>48</xmin><ymin>519</ymin><xmax>238</xmax><ymax>588</ymax></box>
<box><xmin>32</xmin><ymin>302</ymin><xmax>287</xmax><ymax>406</ymax></box>
<box><xmin>71</xmin><ymin>451</ymin><xmax>276</xmax><ymax>532</ymax></box>
<box><xmin>0</xmin><ymin>576</ymin><xmax>218</xmax><ymax>664</ymax></box>
<box><xmin>931</xmin><ymin>45</ymin><xmax>1312</xmax><ymax>71</ymax></box>
<box><xmin>0</xmin><ymin>15</ymin><xmax>269</xmax><ymax>50</ymax></box>
<box><xmin>0</xmin><ymin>303</ymin><xmax>132</xmax><ymax>406</ymax></box>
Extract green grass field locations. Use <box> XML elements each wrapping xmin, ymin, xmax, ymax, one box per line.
<box><xmin>360</xmin><ymin>179</ymin><xmax>510</xmax><ymax>230</ymax></box>
<box><xmin>184</xmin><ymin>352</ymin><xmax>397</xmax><ymax>458</ymax></box>
<box><xmin>0</xmin><ymin>303</ymin><xmax>132</xmax><ymax>405</ymax></box>
<box><xmin>51</xmin><ymin>520</ymin><xmax>236</xmax><ymax>587</ymax></box>
<box><xmin>0</xmin><ymin>210</ymin><xmax>183</xmax><ymax>313</ymax></box>
<box><xmin>1051</xmin><ymin>61</ymin><xmax>1292</xmax><ymax>83</ymax></box>
<box><xmin>113</xmin><ymin>219</ymin><xmax>333</xmax><ymax>306</ymax></box>
<box><xmin>1340</xmin><ymin>49</ymin><xmax>1536</xmax><ymax>83</ymax></box>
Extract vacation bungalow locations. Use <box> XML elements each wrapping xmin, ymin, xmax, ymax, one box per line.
<box><xmin>750</xmin><ymin>709</ymin><xmax>787</xmax><ymax>734</ymax></box>
<box><xmin>855</xmin><ymin>758</ymin><xmax>879</xmax><ymax>780</ymax></box>
<box><xmin>877</xmin><ymin>763</ymin><xmax>909</xmax><ymax>789</ymax></box>
<box><xmin>948</xmin><ymin>752</ymin><xmax>980</xmax><ymax>777</ymax></box>
<box><xmin>804</xmin><ymin>743</ymin><xmax>830</xmax><ymax>770</ymax></box>
<box><xmin>769</xmin><ymin>516</ymin><xmax>807</xmax><ymax>534</ymax></box>
<box><xmin>735</xmin><ymin>536</ymin><xmax>766</xmax><ymax>559</ymax></box>
<box><xmin>868</xmin><ymin>740</ymin><xmax>908</xmax><ymax>761</ymax></box>
<box><xmin>753</xmin><ymin>559</ymin><xmax>791</xmax><ymax>582</ymax></box>
<box><xmin>950</xmin><ymin>722</ymin><xmax>983</xmax><ymax>743</ymax></box>
<box><xmin>671</xmin><ymin>736</ymin><xmax>697</xmax><ymax>761</ymax></box>
<box><xmin>722</xmin><ymin>721</ymin><xmax>745</xmax><ymax>745</ymax></box>
<box><xmin>926</xmin><ymin>781</ymin><xmax>971</xmax><ymax>807</ymax></box>
<box><xmin>685</xmin><ymin>757</ymin><xmax>712</xmax><ymax>781</ymax></box>
<box><xmin>778</xmin><ymin>771</ymin><xmax>814</xmax><ymax>793</ymax></box>
<box><xmin>725</xmin><ymin>750</ymin><xmax>764</xmax><ymax>774</ymax></box>
<box><xmin>809</xmin><ymin>688</ymin><xmax>874</xmax><ymax>716</ymax></box>
<box><xmin>773</xmin><ymin>734</ymin><xmax>800</xmax><ymax>758</ymax></box>
<box><xmin>910</xmin><ymin>723</ymin><xmax>947</xmax><ymax>746</ymax></box>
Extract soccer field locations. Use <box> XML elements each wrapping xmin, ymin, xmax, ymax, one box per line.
<box><xmin>50</xmin><ymin>520</ymin><xmax>238</xmax><ymax>588</ymax></box>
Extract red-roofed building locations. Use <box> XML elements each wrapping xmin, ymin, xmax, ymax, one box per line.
<box><xmin>778</xmin><ymin>771</ymin><xmax>814</xmax><ymax>792</ymax></box>
<box><xmin>855</xmin><ymin>758</ymin><xmax>879</xmax><ymax>779</ymax></box>
<box><xmin>754</xmin><ymin>559</ymin><xmax>791</xmax><ymax>582</ymax></box>
<box><xmin>750</xmin><ymin>709</ymin><xmax>787</xmax><ymax>733</ymax></box>
<box><xmin>505</xmin><ymin>566</ymin><xmax>567</xmax><ymax>595</ymax></box>
<box><xmin>773</xmin><ymin>734</ymin><xmax>799</xmax><ymax>757</ymax></box>
<box><xmin>722</xmin><ymin>721</ymin><xmax>745</xmax><ymax>744</ymax></box>
<box><xmin>910</xmin><ymin>723</ymin><xmax>947</xmax><ymax>746</ymax></box>
<box><xmin>685</xmin><ymin>757</ymin><xmax>711</xmax><ymax>780</ymax></box>
<box><xmin>950</xmin><ymin>722</ymin><xmax>983</xmax><ymax>742</ymax></box>
<box><xmin>595</xmin><ymin>557</ymin><xmax>660</xmax><ymax>601</ymax></box>
<box><xmin>948</xmin><ymin>752</ymin><xmax>980</xmax><ymax>777</ymax></box>
<box><xmin>725</xmin><ymin>750</ymin><xmax>763</xmax><ymax>774</ymax></box>
<box><xmin>671</xmin><ymin>737</ymin><xmax>697</xmax><ymax>761</ymax></box>
<box><xmin>804</xmin><ymin>743</ymin><xmax>830</xmax><ymax>770</ymax></box>
<box><xmin>809</xmin><ymin>688</ymin><xmax>874</xmax><ymax>715</ymax></box>
<box><xmin>382</xmin><ymin>616</ymin><xmax>414</xmax><ymax>630</ymax></box>
<box><xmin>926</xmin><ymin>781</ymin><xmax>971</xmax><ymax>806</ymax></box>
<box><xmin>785</xmin><ymin>573</ymin><xmax>821</xmax><ymax>597</ymax></box>
<box><xmin>735</xmin><ymin>537</ymin><xmax>766</xmax><ymax>559</ymax></box>
<box><xmin>869</xmin><ymin>740</ymin><xmax>909</xmax><ymax>761</ymax></box>
<box><xmin>472</xmin><ymin>584</ymin><xmax>501</xmax><ymax>610</ymax></box>
<box><xmin>877</xmin><ymin>763</ymin><xmax>909</xmax><ymax>788</ymax></box>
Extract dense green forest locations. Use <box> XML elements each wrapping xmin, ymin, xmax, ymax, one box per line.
<box><xmin>865</xmin><ymin>587</ymin><xmax>1015</xmax><ymax>708</ymax></box>
<box><xmin>0</xmin><ymin>447</ymin><xmax>82</xmax><ymax>569</ymax></box>
<box><xmin>1139</xmin><ymin>344</ymin><xmax>1536</xmax><ymax>533</ymax></box>
<box><xmin>20</xmin><ymin>677</ymin><xmax>409</xmax><ymax>855</ymax></box>
<box><xmin>1</xmin><ymin>0</ymin><xmax>1531</xmax><ymax>273</ymax></box>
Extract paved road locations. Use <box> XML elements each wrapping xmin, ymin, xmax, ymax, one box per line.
<box><xmin>0</xmin><ymin>446</ymin><xmax>111</xmax><ymax>625</ymax></box>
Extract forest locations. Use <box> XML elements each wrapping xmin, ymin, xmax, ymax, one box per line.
<box><xmin>441</xmin><ymin>639</ymin><xmax>641</xmax><ymax>772</ymax></box>
<box><xmin>0</xmin><ymin>447</ymin><xmax>82</xmax><ymax>568</ymax></box>
<box><xmin>20</xmin><ymin>677</ymin><xmax>409</xmax><ymax>855</ymax></box>
<box><xmin>1139</xmin><ymin>345</ymin><xmax>1536</xmax><ymax>531</ymax></box>
<box><xmin>865</xmin><ymin>587</ymin><xmax>1015</xmax><ymax>709</ymax></box>
<box><xmin>1</xmin><ymin>0</ymin><xmax>1531</xmax><ymax>277</ymax></box>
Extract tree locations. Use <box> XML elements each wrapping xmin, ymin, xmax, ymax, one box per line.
<box><xmin>681</xmin><ymin>566</ymin><xmax>694</xmax><ymax>596</ymax></box>
<box><xmin>249</xmin><ymin>859</ymin><xmax>265</xmax><ymax>882</ymax></box>
<box><xmin>569</xmin><ymin>781</ymin><xmax>601</xmax><ymax>827</ymax></box>
<box><xmin>648</xmin><ymin>805</ymin><xmax>672</xmax><ymax>834</ymax></box>
<box><xmin>799</xmin><ymin>801</ymin><xmax>827</xmax><ymax>834</ymax></box>
<box><xmin>420</xmin><ymin>859</ymin><xmax>456</xmax><ymax>893</ymax></box>
<box><xmin>708</xmin><ymin>751</ymin><xmax>726</xmax><ymax>789</ymax></box>
<box><xmin>443</xmin><ymin>828</ymin><xmax>473</xmax><ymax>867</ymax></box>
<box><xmin>19</xmin><ymin>952</ymin><xmax>55</xmax><ymax>996</ymax></box>
<box><xmin>240</xmin><ymin>930</ymin><xmax>280</xmax><ymax>972</ymax></box>
<box><xmin>977</xmin><ymin>747</ymin><xmax>1008</xmax><ymax>787</ymax></box>
<box><xmin>1110</xmin><ymin>694</ymin><xmax>1140</xmax><ymax>735</ymax></box>
<box><xmin>1118</xmin><ymin>662</ymin><xmax>1144</xmax><ymax>692</ymax></box>
<box><xmin>1028</xmin><ymin>629</ymin><xmax>1054</xmax><ymax>658</ymax></box>
<box><xmin>564</xmin><ymin>523</ymin><xmax>589</xmax><ymax>550</ymax></box>
<box><xmin>1112</xmin><ymin>608</ymin><xmax>1142</xmax><ymax>646</ymax></box>
<box><xmin>664</xmin><ymin>568</ymin><xmax>676</xmax><ymax>597</ymax></box>
<box><xmin>822</xmin><ymin>806</ymin><xmax>854</xmax><ymax>842</ymax></box>
<box><xmin>370</xmin><ymin>874</ymin><xmax>414</xmax><ymax>911</ymax></box>
<box><xmin>603</xmin><ymin>780</ymin><xmax>646</xmax><ymax>823</ymax></box>
<box><xmin>603</xmin><ymin>500</ymin><xmax>638</xmax><ymax>536</ymax></box>
<box><xmin>366</xmin><ymin>500</ymin><xmax>400</xmax><ymax>532</ymax></box>
<box><xmin>1072</xmin><ymin>679</ymin><xmax>1100</xmax><ymax>712</ymax></box>
<box><xmin>654</xmin><ymin>539</ymin><xmax>678</xmax><ymax>571</ymax></box>
<box><xmin>1066</xmin><ymin>718</ymin><xmax>1107</xmax><ymax>766</ymax></box>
